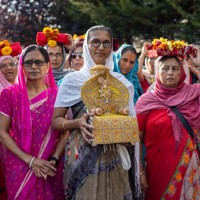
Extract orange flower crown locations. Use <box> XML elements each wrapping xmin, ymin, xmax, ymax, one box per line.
<box><xmin>73</xmin><ymin>34</ymin><xmax>86</xmax><ymax>43</ymax></box>
<box><xmin>0</xmin><ymin>40</ymin><xmax>22</xmax><ymax>57</ymax></box>
<box><xmin>36</xmin><ymin>27</ymin><xmax>70</xmax><ymax>47</ymax></box>
<box><xmin>147</xmin><ymin>37</ymin><xmax>196</xmax><ymax>58</ymax></box>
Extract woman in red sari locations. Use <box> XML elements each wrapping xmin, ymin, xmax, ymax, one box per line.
<box><xmin>0</xmin><ymin>45</ymin><xmax>64</xmax><ymax>200</ymax></box>
<box><xmin>136</xmin><ymin>55</ymin><xmax>200</xmax><ymax>200</ymax></box>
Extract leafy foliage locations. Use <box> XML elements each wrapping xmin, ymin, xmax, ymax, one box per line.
<box><xmin>0</xmin><ymin>0</ymin><xmax>77</xmax><ymax>46</ymax></box>
<box><xmin>68</xmin><ymin>0</ymin><xmax>200</xmax><ymax>44</ymax></box>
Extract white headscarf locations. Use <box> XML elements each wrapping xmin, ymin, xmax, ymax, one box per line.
<box><xmin>55</xmin><ymin>25</ymin><xmax>140</xmax><ymax>194</ymax></box>
<box><xmin>55</xmin><ymin>25</ymin><xmax>134</xmax><ymax>113</ymax></box>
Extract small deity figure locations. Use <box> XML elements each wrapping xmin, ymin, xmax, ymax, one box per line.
<box><xmin>97</xmin><ymin>77</ymin><xmax>112</xmax><ymax>103</ymax></box>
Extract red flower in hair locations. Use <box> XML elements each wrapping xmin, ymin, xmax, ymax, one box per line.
<box><xmin>0</xmin><ymin>40</ymin><xmax>22</xmax><ymax>56</ymax></box>
<box><xmin>36</xmin><ymin>27</ymin><xmax>70</xmax><ymax>47</ymax></box>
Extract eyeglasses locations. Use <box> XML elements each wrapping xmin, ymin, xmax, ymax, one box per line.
<box><xmin>88</xmin><ymin>39</ymin><xmax>112</xmax><ymax>48</ymax></box>
<box><xmin>48</xmin><ymin>53</ymin><xmax>62</xmax><ymax>58</ymax></box>
<box><xmin>71</xmin><ymin>52</ymin><xmax>83</xmax><ymax>59</ymax></box>
<box><xmin>0</xmin><ymin>62</ymin><xmax>17</xmax><ymax>70</ymax></box>
<box><xmin>23</xmin><ymin>60</ymin><xmax>46</xmax><ymax>68</ymax></box>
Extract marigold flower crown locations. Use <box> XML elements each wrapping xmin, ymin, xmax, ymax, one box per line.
<box><xmin>72</xmin><ymin>34</ymin><xmax>86</xmax><ymax>43</ymax></box>
<box><xmin>0</xmin><ymin>40</ymin><xmax>22</xmax><ymax>56</ymax></box>
<box><xmin>147</xmin><ymin>37</ymin><xmax>196</xmax><ymax>58</ymax></box>
<box><xmin>36</xmin><ymin>27</ymin><xmax>70</xmax><ymax>47</ymax></box>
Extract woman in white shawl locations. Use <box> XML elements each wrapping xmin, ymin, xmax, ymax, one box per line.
<box><xmin>51</xmin><ymin>25</ymin><xmax>140</xmax><ymax>200</ymax></box>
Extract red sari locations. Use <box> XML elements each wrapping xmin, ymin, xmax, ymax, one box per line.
<box><xmin>138</xmin><ymin>109</ymin><xmax>199</xmax><ymax>200</ymax></box>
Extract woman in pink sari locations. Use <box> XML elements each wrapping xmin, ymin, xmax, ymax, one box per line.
<box><xmin>136</xmin><ymin>55</ymin><xmax>200</xmax><ymax>199</ymax></box>
<box><xmin>0</xmin><ymin>43</ymin><xmax>22</xmax><ymax>199</ymax></box>
<box><xmin>0</xmin><ymin>45</ymin><xmax>64</xmax><ymax>200</ymax></box>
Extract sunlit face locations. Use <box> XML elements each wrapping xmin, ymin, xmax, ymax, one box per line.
<box><xmin>0</xmin><ymin>57</ymin><xmax>17</xmax><ymax>84</ymax></box>
<box><xmin>88</xmin><ymin>30</ymin><xmax>112</xmax><ymax>65</ymax></box>
<box><xmin>70</xmin><ymin>46</ymin><xmax>84</xmax><ymax>71</ymax></box>
<box><xmin>23</xmin><ymin>49</ymin><xmax>49</xmax><ymax>81</ymax></box>
<box><xmin>158</xmin><ymin>57</ymin><xmax>181</xmax><ymax>88</ymax></box>
<box><xmin>119</xmin><ymin>50</ymin><xmax>137</xmax><ymax>75</ymax></box>
<box><xmin>47</xmin><ymin>45</ymin><xmax>63</xmax><ymax>69</ymax></box>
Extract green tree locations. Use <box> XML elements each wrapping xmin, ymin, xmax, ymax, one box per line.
<box><xmin>68</xmin><ymin>0</ymin><xmax>200</xmax><ymax>44</ymax></box>
<box><xmin>0</xmin><ymin>0</ymin><xmax>80</xmax><ymax>46</ymax></box>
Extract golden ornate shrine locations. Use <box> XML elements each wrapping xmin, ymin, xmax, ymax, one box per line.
<box><xmin>81</xmin><ymin>65</ymin><xmax>139</xmax><ymax>145</ymax></box>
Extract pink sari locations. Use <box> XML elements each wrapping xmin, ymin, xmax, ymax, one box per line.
<box><xmin>0</xmin><ymin>55</ymin><xmax>17</xmax><ymax>199</ymax></box>
<box><xmin>0</xmin><ymin>47</ymin><xmax>64</xmax><ymax>200</ymax></box>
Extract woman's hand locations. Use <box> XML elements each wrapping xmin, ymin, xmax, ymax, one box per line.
<box><xmin>140</xmin><ymin>172</ymin><xmax>148</xmax><ymax>192</ymax></box>
<box><xmin>64</xmin><ymin>34</ymin><xmax>74</xmax><ymax>51</ymax></box>
<box><xmin>140</xmin><ymin>42</ymin><xmax>149</xmax><ymax>58</ymax></box>
<box><xmin>188</xmin><ymin>45</ymin><xmax>200</xmax><ymax>67</ymax></box>
<box><xmin>79</xmin><ymin>112</ymin><xmax>95</xmax><ymax>144</ymax></box>
<box><xmin>30</xmin><ymin>157</ymin><xmax>57</xmax><ymax>178</ymax></box>
<box><xmin>32</xmin><ymin>167</ymin><xmax>47</xmax><ymax>180</ymax></box>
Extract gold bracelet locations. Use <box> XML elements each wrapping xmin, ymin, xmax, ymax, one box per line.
<box><xmin>62</xmin><ymin>120</ymin><xmax>67</xmax><ymax>130</ymax></box>
<box><xmin>140</xmin><ymin>171</ymin><xmax>145</xmax><ymax>176</ymax></box>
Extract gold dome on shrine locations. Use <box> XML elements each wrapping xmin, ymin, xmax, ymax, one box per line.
<box><xmin>81</xmin><ymin>65</ymin><xmax>129</xmax><ymax>114</ymax></box>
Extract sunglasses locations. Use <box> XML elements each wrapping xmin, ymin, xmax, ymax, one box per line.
<box><xmin>88</xmin><ymin>39</ymin><xmax>112</xmax><ymax>48</ymax></box>
<box><xmin>23</xmin><ymin>60</ymin><xmax>46</xmax><ymax>68</ymax></box>
<box><xmin>71</xmin><ymin>52</ymin><xmax>83</xmax><ymax>59</ymax></box>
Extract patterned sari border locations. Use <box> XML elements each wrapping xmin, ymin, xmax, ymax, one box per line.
<box><xmin>161</xmin><ymin>137</ymin><xmax>195</xmax><ymax>199</ymax></box>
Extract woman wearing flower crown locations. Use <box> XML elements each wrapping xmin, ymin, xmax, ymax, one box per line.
<box><xmin>51</xmin><ymin>25</ymin><xmax>141</xmax><ymax>200</ymax></box>
<box><xmin>0</xmin><ymin>40</ymin><xmax>22</xmax><ymax>200</ymax></box>
<box><xmin>136</xmin><ymin>53</ymin><xmax>200</xmax><ymax>199</ymax></box>
<box><xmin>36</xmin><ymin>27</ymin><xmax>74</xmax><ymax>84</ymax></box>
<box><xmin>0</xmin><ymin>41</ymin><xmax>22</xmax><ymax>93</ymax></box>
<box><xmin>0</xmin><ymin>45</ymin><xmax>64</xmax><ymax>200</ymax></box>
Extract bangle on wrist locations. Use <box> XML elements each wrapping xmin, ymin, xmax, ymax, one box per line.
<box><xmin>49</xmin><ymin>156</ymin><xmax>59</xmax><ymax>166</ymax></box>
<box><xmin>29</xmin><ymin>156</ymin><xmax>35</xmax><ymax>168</ymax></box>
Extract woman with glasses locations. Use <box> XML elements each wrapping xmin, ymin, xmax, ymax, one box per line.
<box><xmin>0</xmin><ymin>45</ymin><xmax>64</xmax><ymax>200</ymax></box>
<box><xmin>51</xmin><ymin>25</ymin><xmax>140</xmax><ymax>200</ymax></box>
<box><xmin>0</xmin><ymin>56</ymin><xmax>18</xmax><ymax>88</ymax></box>
<box><xmin>0</xmin><ymin>55</ymin><xmax>18</xmax><ymax>200</ymax></box>
<box><xmin>46</xmin><ymin>43</ymin><xmax>74</xmax><ymax>84</ymax></box>
<box><xmin>0</xmin><ymin>41</ymin><xmax>22</xmax><ymax>200</ymax></box>
<box><xmin>36</xmin><ymin>28</ymin><xmax>74</xmax><ymax>84</ymax></box>
<box><xmin>0</xmin><ymin>41</ymin><xmax>22</xmax><ymax>93</ymax></box>
<box><xmin>69</xmin><ymin>41</ymin><xmax>84</xmax><ymax>71</ymax></box>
